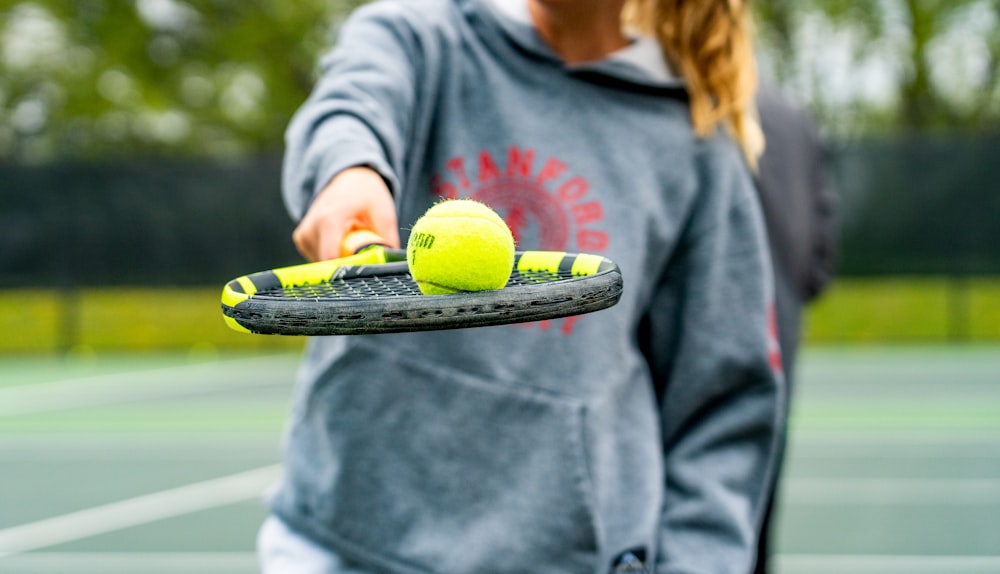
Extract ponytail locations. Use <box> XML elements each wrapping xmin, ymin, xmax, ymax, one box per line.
<box><xmin>625</xmin><ymin>0</ymin><xmax>764</xmax><ymax>169</ymax></box>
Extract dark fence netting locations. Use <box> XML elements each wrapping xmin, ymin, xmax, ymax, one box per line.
<box><xmin>0</xmin><ymin>156</ymin><xmax>300</xmax><ymax>287</ymax></box>
<box><xmin>833</xmin><ymin>133</ymin><xmax>1000</xmax><ymax>276</ymax></box>
<box><xmin>1</xmin><ymin>133</ymin><xmax>998</xmax><ymax>287</ymax></box>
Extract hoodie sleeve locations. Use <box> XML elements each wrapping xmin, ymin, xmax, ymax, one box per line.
<box><xmin>281</xmin><ymin>3</ymin><xmax>434</xmax><ymax>220</ymax></box>
<box><xmin>647</xmin><ymin>138</ymin><xmax>784</xmax><ymax>574</ymax></box>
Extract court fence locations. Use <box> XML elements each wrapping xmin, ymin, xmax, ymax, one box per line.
<box><xmin>2</xmin><ymin>133</ymin><xmax>999</xmax><ymax>351</ymax></box>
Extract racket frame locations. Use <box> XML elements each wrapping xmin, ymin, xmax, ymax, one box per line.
<box><xmin>221</xmin><ymin>247</ymin><xmax>623</xmax><ymax>336</ymax></box>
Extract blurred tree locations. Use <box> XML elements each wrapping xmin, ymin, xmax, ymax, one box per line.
<box><xmin>0</xmin><ymin>0</ymin><xmax>366</xmax><ymax>162</ymax></box>
<box><xmin>753</xmin><ymin>0</ymin><xmax>1000</xmax><ymax>136</ymax></box>
<box><xmin>2</xmin><ymin>0</ymin><xmax>998</xmax><ymax>161</ymax></box>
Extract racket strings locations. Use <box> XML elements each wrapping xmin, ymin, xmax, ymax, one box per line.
<box><xmin>281</xmin><ymin>275</ymin><xmax>422</xmax><ymax>300</ymax></box>
<box><xmin>265</xmin><ymin>268</ymin><xmax>577</xmax><ymax>301</ymax></box>
<box><xmin>511</xmin><ymin>268</ymin><xmax>573</xmax><ymax>284</ymax></box>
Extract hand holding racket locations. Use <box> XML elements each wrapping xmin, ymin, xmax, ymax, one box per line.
<box><xmin>291</xmin><ymin>167</ymin><xmax>402</xmax><ymax>262</ymax></box>
<box><xmin>220</xmin><ymin>229</ymin><xmax>623</xmax><ymax>336</ymax></box>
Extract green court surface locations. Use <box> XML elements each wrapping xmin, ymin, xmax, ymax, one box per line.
<box><xmin>0</xmin><ymin>347</ymin><xmax>998</xmax><ymax>573</ymax></box>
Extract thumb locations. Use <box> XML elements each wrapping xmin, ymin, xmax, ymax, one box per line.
<box><xmin>365</xmin><ymin>189</ymin><xmax>401</xmax><ymax>251</ymax></box>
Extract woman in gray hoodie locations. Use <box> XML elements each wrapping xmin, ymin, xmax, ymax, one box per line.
<box><xmin>262</xmin><ymin>0</ymin><xmax>784</xmax><ymax>573</ymax></box>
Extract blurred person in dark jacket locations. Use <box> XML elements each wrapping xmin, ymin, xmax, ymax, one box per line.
<box><xmin>752</xmin><ymin>81</ymin><xmax>838</xmax><ymax>574</ymax></box>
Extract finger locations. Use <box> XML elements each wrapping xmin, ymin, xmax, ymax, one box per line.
<box><xmin>315</xmin><ymin>218</ymin><xmax>351</xmax><ymax>261</ymax></box>
<box><xmin>368</xmin><ymin>205</ymin><xmax>401</xmax><ymax>250</ymax></box>
<box><xmin>341</xmin><ymin>228</ymin><xmax>387</xmax><ymax>256</ymax></box>
<box><xmin>356</xmin><ymin>184</ymin><xmax>400</xmax><ymax>250</ymax></box>
<box><xmin>292</xmin><ymin>221</ymin><xmax>317</xmax><ymax>262</ymax></box>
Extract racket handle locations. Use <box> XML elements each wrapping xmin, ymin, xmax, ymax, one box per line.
<box><xmin>341</xmin><ymin>228</ymin><xmax>388</xmax><ymax>257</ymax></box>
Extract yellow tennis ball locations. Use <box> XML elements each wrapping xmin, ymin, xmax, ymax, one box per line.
<box><xmin>407</xmin><ymin>199</ymin><xmax>515</xmax><ymax>295</ymax></box>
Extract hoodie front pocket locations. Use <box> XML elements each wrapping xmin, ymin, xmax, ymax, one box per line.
<box><xmin>289</xmin><ymin>342</ymin><xmax>601</xmax><ymax>574</ymax></box>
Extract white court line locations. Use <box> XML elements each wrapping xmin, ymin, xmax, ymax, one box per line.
<box><xmin>0</xmin><ymin>432</ymin><xmax>282</xmax><ymax>462</ymax></box>
<box><xmin>0</xmin><ymin>448</ymin><xmax>278</xmax><ymax>462</ymax></box>
<box><xmin>0</xmin><ymin>552</ymin><xmax>257</xmax><ymax>573</ymax></box>
<box><xmin>774</xmin><ymin>554</ymin><xmax>1000</xmax><ymax>574</ymax></box>
<box><xmin>0</xmin><ymin>432</ymin><xmax>281</xmax><ymax>450</ymax></box>
<box><xmin>0</xmin><ymin>464</ymin><xmax>281</xmax><ymax>558</ymax></box>
<box><xmin>0</xmin><ymin>354</ymin><xmax>298</xmax><ymax>417</ymax></box>
<box><xmin>783</xmin><ymin>477</ymin><xmax>1000</xmax><ymax>505</ymax></box>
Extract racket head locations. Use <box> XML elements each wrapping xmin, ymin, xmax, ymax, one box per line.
<box><xmin>221</xmin><ymin>248</ymin><xmax>623</xmax><ymax>336</ymax></box>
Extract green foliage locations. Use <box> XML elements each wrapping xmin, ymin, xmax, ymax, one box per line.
<box><xmin>753</xmin><ymin>0</ymin><xmax>1000</xmax><ymax>137</ymax></box>
<box><xmin>0</xmin><ymin>0</ymin><xmax>365</xmax><ymax>162</ymax></box>
<box><xmin>2</xmin><ymin>0</ymin><xmax>999</xmax><ymax>160</ymax></box>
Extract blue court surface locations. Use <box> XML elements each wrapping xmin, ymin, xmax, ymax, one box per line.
<box><xmin>0</xmin><ymin>346</ymin><xmax>998</xmax><ymax>573</ymax></box>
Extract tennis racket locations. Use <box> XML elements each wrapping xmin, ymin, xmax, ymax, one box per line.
<box><xmin>221</xmin><ymin>231</ymin><xmax>623</xmax><ymax>336</ymax></box>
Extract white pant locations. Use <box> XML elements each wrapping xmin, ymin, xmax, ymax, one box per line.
<box><xmin>257</xmin><ymin>516</ymin><xmax>373</xmax><ymax>574</ymax></box>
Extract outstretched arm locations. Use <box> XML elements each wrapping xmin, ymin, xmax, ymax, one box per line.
<box><xmin>282</xmin><ymin>3</ymin><xmax>435</xmax><ymax>259</ymax></box>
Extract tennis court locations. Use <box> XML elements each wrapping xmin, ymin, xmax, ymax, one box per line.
<box><xmin>0</xmin><ymin>346</ymin><xmax>998</xmax><ymax>574</ymax></box>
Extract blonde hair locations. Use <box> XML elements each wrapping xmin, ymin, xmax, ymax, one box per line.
<box><xmin>624</xmin><ymin>0</ymin><xmax>764</xmax><ymax>169</ymax></box>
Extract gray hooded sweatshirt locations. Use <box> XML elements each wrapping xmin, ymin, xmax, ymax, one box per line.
<box><xmin>276</xmin><ymin>0</ymin><xmax>784</xmax><ymax>573</ymax></box>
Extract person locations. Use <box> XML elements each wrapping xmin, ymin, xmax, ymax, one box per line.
<box><xmin>262</xmin><ymin>0</ymin><xmax>784</xmax><ymax>572</ymax></box>
<box><xmin>752</xmin><ymin>82</ymin><xmax>838</xmax><ymax>574</ymax></box>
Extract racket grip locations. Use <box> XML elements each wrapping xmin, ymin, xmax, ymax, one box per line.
<box><xmin>341</xmin><ymin>228</ymin><xmax>388</xmax><ymax>257</ymax></box>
